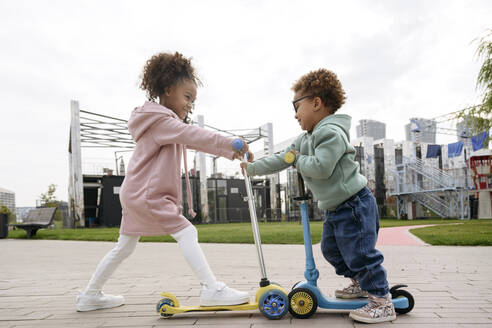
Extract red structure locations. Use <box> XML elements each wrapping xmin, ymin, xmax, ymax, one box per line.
<box><xmin>469</xmin><ymin>154</ymin><xmax>492</xmax><ymax>190</ymax></box>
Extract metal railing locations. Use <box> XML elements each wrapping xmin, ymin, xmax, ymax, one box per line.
<box><xmin>407</xmin><ymin>157</ymin><xmax>454</xmax><ymax>188</ymax></box>
<box><xmin>391</xmin><ymin>156</ymin><xmax>471</xmax><ymax>219</ymax></box>
<box><xmin>410</xmin><ymin>187</ymin><xmax>450</xmax><ymax>217</ymax></box>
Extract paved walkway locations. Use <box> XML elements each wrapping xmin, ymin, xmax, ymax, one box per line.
<box><xmin>377</xmin><ymin>225</ymin><xmax>432</xmax><ymax>246</ymax></box>
<box><xmin>1</xmin><ymin>232</ymin><xmax>492</xmax><ymax>327</ymax></box>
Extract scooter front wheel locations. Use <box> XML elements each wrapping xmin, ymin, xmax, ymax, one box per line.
<box><xmin>259</xmin><ymin>289</ymin><xmax>289</xmax><ymax>320</ymax></box>
<box><xmin>288</xmin><ymin>288</ymin><xmax>317</xmax><ymax>319</ymax></box>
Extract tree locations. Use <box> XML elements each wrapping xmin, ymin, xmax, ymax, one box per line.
<box><xmin>457</xmin><ymin>29</ymin><xmax>492</xmax><ymax>136</ymax></box>
<box><xmin>39</xmin><ymin>184</ymin><xmax>58</xmax><ymax>208</ymax></box>
<box><xmin>39</xmin><ymin>184</ymin><xmax>63</xmax><ymax>222</ymax></box>
<box><xmin>0</xmin><ymin>205</ymin><xmax>15</xmax><ymax>223</ymax></box>
<box><xmin>0</xmin><ymin>205</ymin><xmax>12</xmax><ymax>215</ymax></box>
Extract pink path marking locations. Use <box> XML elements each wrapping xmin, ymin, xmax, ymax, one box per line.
<box><xmin>376</xmin><ymin>225</ymin><xmax>434</xmax><ymax>246</ymax></box>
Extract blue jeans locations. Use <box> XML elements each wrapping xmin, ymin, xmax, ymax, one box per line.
<box><xmin>320</xmin><ymin>187</ymin><xmax>389</xmax><ymax>297</ymax></box>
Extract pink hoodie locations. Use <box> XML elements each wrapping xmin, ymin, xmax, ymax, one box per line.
<box><xmin>119</xmin><ymin>101</ymin><xmax>235</xmax><ymax>236</ymax></box>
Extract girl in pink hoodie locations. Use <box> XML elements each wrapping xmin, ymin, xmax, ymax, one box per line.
<box><xmin>76</xmin><ymin>52</ymin><xmax>253</xmax><ymax>312</ymax></box>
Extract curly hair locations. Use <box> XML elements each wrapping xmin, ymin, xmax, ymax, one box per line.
<box><xmin>291</xmin><ymin>69</ymin><xmax>346</xmax><ymax>113</ymax></box>
<box><xmin>140</xmin><ymin>52</ymin><xmax>201</xmax><ymax>101</ymax></box>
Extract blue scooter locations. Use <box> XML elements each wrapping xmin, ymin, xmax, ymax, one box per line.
<box><xmin>284</xmin><ymin>152</ymin><xmax>414</xmax><ymax>319</ymax></box>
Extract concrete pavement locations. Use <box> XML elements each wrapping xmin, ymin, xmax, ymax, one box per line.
<box><xmin>1</xmin><ymin>235</ymin><xmax>492</xmax><ymax>327</ymax></box>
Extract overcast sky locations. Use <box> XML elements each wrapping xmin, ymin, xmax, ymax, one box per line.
<box><xmin>1</xmin><ymin>0</ymin><xmax>491</xmax><ymax>206</ymax></box>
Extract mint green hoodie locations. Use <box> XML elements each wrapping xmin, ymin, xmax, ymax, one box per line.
<box><xmin>246</xmin><ymin>114</ymin><xmax>367</xmax><ymax>210</ymax></box>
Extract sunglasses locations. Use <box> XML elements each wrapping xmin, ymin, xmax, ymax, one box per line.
<box><xmin>292</xmin><ymin>95</ymin><xmax>312</xmax><ymax>113</ymax></box>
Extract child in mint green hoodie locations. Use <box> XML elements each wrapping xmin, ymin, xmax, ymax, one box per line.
<box><xmin>241</xmin><ymin>69</ymin><xmax>395</xmax><ymax>324</ymax></box>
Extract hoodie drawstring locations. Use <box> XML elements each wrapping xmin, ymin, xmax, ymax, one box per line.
<box><xmin>183</xmin><ymin>146</ymin><xmax>197</xmax><ymax>218</ymax></box>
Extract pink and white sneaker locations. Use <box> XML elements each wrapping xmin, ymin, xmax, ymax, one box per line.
<box><xmin>76</xmin><ymin>290</ymin><xmax>125</xmax><ymax>312</ymax></box>
<box><xmin>200</xmin><ymin>282</ymin><xmax>249</xmax><ymax>306</ymax></box>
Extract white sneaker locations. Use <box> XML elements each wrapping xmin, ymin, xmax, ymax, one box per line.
<box><xmin>76</xmin><ymin>290</ymin><xmax>125</xmax><ymax>312</ymax></box>
<box><xmin>200</xmin><ymin>281</ymin><xmax>250</xmax><ymax>306</ymax></box>
<box><xmin>349</xmin><ymin>294</ymin><xmax>396</xmax><ymax>323</ymax></box>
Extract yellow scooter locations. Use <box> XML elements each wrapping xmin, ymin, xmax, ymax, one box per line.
<box><xmin>156</xmin><ymin>139</ymin><xmax>289</xmax><ymax>320</ymax></box>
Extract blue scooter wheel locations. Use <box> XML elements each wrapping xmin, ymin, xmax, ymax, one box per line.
<box><xmin>259</xmin><ymin>289</ymin><xmax>289</xmax><ymax>320</ymax></box>
<box><xmin>288</xmin><ymin>288</ymin><xmax>318</xmax><ymax>319</ymax></box>
<box><xmin>156</xmin><ymin>298</ymin><xmax>175</xmax><ymax>318</ymax></box>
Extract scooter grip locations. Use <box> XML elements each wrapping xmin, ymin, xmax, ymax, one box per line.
<box><xmin>232</xmin><ymin>139</ymin><xmax>243</xmax><ymax>151</ymax></box>
<box><xmin>232</xmin><ymin>138</ymin><xmax>251</xmax><ymax>160</ymax></box>
<box><xmin>284</xmin><ymin>150</ymin><xmax>307</xmax><ymax>199</ymax></box>
<box><xmin>284</xmin><ymin>151</ymin><xmax>296</xmax><ymax>164</ymax></box>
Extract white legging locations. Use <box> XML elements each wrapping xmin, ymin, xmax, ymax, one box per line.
<box><xmin>84</xmin><ymin>225</ymin><xmax>217</xmax><ymax>293</ymax></box>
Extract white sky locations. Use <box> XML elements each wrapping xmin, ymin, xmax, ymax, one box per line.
<box><xmin>1</xmin><ymin>0</ymin><xmax>491</xmax><ymax>206</ymax></box>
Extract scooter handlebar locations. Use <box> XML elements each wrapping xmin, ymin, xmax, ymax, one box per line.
<box><xmin>232</xmin><ymin>138</ymin><xmax>250</xmax><ymax>160</ymax></box>
<box><xmin>283</xmin><ymin>150</ymin><xmax>309</xmax><ymax>200</ymax></box>
<box><xmin>232</xmin><ymin>138</ymin><xmax>243</xmax><ymax>151</ymax></box>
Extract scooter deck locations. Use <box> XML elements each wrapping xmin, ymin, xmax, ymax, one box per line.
<box><xmin>161</xmin><ymin>302</ymin><xmax>258</xmax><ymax>315</ymax></box>
<box><xmin>295</xmin><ymin>282</ymin><xmax>409</xmax><ymax>310</ymax></box>
<box><xmin>317</xmin><ymin>295</ymin><xmax>409</xmax><ymax>311</ymax></box>
<box><xmin>158</xmin><ymin>284</ymin><xmax>289</xmax><ymax>316</ymax></box>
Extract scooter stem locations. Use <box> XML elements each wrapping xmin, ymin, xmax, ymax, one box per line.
<box><xmin>300</xmin><ymin>201</ymin><xmax>320</xmax><ymax>285</ymax></box>
<box><xmin>242</xmin><ymin>161</ymin><xmax>269</xmax><ymax>286</ymax></box>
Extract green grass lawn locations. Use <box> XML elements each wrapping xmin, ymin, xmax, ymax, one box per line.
<box><xmin>8</xmin><ymin>218</ymin><xmax>486</xmax><ymax>245</ymax></box>
<box><xmin>410</xmin><ymin>219</ymin><xmax>492</xmax><ymax>246</ymax></box>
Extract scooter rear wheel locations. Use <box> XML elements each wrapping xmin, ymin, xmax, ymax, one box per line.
<box><xmin>391</xmin><ymin>289</ymin><xmax>414</xmax><ymax>314</ymax></box>
<box><xmin>156</xmin><ymin>298</ymin><xmax>175</xmax><ymax>318</ymax></box>
<box><xmin>288</xmin><ymin>288</ymin><xmax>317</xmax><ymax>319</ymax></box>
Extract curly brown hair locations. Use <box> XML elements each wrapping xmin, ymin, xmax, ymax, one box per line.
<box><xmin>291</xmin><ymin>69</ymin><xmax>346</xmax><ymax>113</ymax></box>
<box><xmin>140</xmin><ymin>52</ymin><xmax>201</xmax><ymax>101</ymax></box>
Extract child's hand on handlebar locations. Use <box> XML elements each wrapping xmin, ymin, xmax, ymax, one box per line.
<box><xmin>232</xmin><ymin>139</ymin><xmax>254</xmax><ymax>162</ymax></box>
<box><xmin>289</xmin><ymin>149</ymin><xmax>299</xmax><ymax>156</ymax></box>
